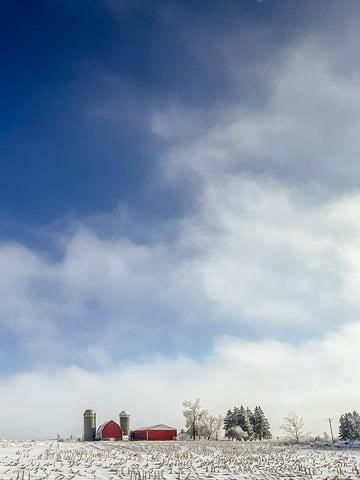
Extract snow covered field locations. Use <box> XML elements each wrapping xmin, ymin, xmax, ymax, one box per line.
<box><xmin>0</xmin><ymin>440</ymin><xmax>359</xmax><ymax>480</ymax></box>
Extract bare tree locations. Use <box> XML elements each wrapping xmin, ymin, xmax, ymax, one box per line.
<box><xmin>214</xmin><ymin>414</ymin><xmax>224</xmax><ymax>440</ymax></box>
<box><xmin>183</xmin><ymin>399</ymin><xmax>208</xmax><ymax>440</ymax></box>
<box><xmin>198</xmin><ymin>412</ymin><xmax>213</xmax><ymax>440</ymax></box>
<box><xmin>281</xmin><ymin>411</ymin><xmax>305</xmax><ymax>442</ymax></box>
<box><xmin>207</xmin><ymin>415</ymin><xmax>218</xmax><ymax>439</ymax></box>
<box><xmin>200</xmin><ymin>413</ymin><xmax>224</xmax><ymax>440</ymax></box>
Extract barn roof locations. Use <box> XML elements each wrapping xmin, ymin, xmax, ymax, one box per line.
<box><xmin>134</xmin><ymin>424</ymin><xmax>176</xmax><ymax>431</ymax></box>
<box><xmin>97</xmin><ymin>420</ymin><xmax>118</xmax><ymax>434</ymax></box>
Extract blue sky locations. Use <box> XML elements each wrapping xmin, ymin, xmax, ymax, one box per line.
<box><xmin>1</xmin><ymin>0</ymin><xmax>360</xmax><ymax>438</ymax></box>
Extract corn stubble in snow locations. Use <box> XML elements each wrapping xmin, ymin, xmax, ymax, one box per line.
<box><xmin>0</xmin><ymin>440</ymin><xmax>359</xmax><ymax>480</ymax></box>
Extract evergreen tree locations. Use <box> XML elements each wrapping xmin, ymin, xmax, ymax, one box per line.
<box><xmin>262</xmin><ymin>416</ymin><xmax>272</xmax><ymax>439</ymax></box>
<box><xmin>238</xmin><ymin>406</ymin><xmax>254</xmax><ymax>440</ymax></box>
<box><xmin>339</xmin><ymin>413</ymin><xmax>355</xmax><ymax>441</ymax></box>
<box><xmin>224</xmin><ymin>405</ymin><xmax>271</xmax><ymax>441</ymax></box>
<box><xmin>339</xmin><ymin>411</ymin><xmax>360</xmax><ymax>441</ymax></box>
<box><xmin>353</xmin><ymin>411</ymin><xmax>360</xmax><ymax>439</ymax></box>
<box><xmin>247</xmin><ymin>407</ymin><xmax>255</xmax><ymax>435</ymax></box>
<box><xmin>224</xmin><ymin>409</ymin><xmax>233</xmax><ymax>433</ymax></box>
<box><xmin>224</xmin><ymin>409</ymin><xmax>237</xmax><ymax>439</ymax></box>
<box><xmin>233</xmin><ymin>407</ymin><xmax>241</xmax><ymax>426</ymax></box>
<box><xmin>253</xmin><ymin>406</ymin><xmax>272</xmax><ymax>440</ymax></box>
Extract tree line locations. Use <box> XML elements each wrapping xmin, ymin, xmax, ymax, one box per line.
<box><xmin>182</xmin><ymin>400</ymin><xmax>271</xmax><ymax>441</ymax></box>
<box><xmin>183</xmin><ymin>400</ymin><xmax>360</xmax><ymax>442</ymax></box>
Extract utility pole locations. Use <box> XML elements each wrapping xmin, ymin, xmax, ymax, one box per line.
<box><xmin>328</xmin><ymin>418</ymin><xmax>334</xmax><ymax>442</ymax></box>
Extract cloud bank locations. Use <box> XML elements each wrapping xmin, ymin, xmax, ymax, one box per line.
<box><xmin>1</xmin><ymin>323</ymin><xmax>359</xmax><ymax>438</ymax></box>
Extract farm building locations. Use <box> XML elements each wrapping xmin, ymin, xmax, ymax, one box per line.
<box><xmin>119</xmin><ymin>411</ymin><xmax>130</xmax><ymax>435</ymax></box>
<box><xmin>132</xmin><ymin>424</ymin><xmax>177</xmax><ymax>441</ymax></box>
<box><xmin>83</xmin><ymin>409</ymin><xmax>96</xmax><ymax>441</ymax></box>
<box><xmin>96</xmin><ymin>420</ymin><xmax>123</xmax><ymax>440</ymax></box>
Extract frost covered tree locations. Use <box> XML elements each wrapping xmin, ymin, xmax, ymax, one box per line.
<box><xmin>238</xmin><ymin>406</ymin><xmax>254</xmax><ymax>440</ymax></box>
<box><xmin>253</xmin><ymin>406</ymin><xmax>271</xmax><ymax>440</ymax></box>
<box><xmin>183</xmin><ymin>399</ymin><xmax>208</xmax><ymax>440</ymax></box>
<box><xmin>247</xmin><ymin>407</ymin><xmax>255</xmax><ymax>433</ymax></box>
<box><xmin>224</xmin><ymin>405</ymin><xmax>270</xmax><ymax>440</ymax></box>
<box><xmin>199</xmin><ymin>413</ymin><xmax>223</xmax><ymax>440</ymax></box>
<box><xmin>214</xmin><ymin>414</ymin><xmax>224</xmax><ymax>440</ymax></box>
<box><xmin>281</xmin><ymin>411</ymin><xmax>305</xmax><ymax>442</ymax></box>
<box><xmin>339</xmin><ymin>411</ymin><xmax>360</xmax><ymax>441</ymax></box>
<box><xmin>227</xmin><ymin>426</ymin><xmax>248</xmax><ymax>441</ymax></box>
<box><xmin>224</xmin><ymin>409</ymin><xmax>237</xmax><ymax>436</ymax></box>
<box><xmin>198</xmin><ymin>412</ymin><xmax>213</xmax><ymax>440</ymax></box>
<box><xmin>354</xmin><ymin>411</ymin><xmax>360</xmax><ymax>438</ymax></box>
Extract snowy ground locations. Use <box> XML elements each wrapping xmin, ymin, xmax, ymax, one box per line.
<box><xmin>0</xmin><ymin>440</ymin><xmax>360</xmax><ymax>480</ymax></box>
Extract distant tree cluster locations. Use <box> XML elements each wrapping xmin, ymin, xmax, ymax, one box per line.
<box><xmin>183</xmin><ymin>399</ymin><xmax>224</xmax><ymax>440</ymax></box>
<box><xmin>224</xmin><ymin>406</ymin><xmax>271</xmax><ymax>441</ymax></box>
<box><xmin>339</xmin><ymin>411</ymin><xmax>360</xmax><ymax>441</ymax></box>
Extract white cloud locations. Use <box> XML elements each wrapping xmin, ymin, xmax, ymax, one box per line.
<box><xmin>176</xmin><ymin>177</ymin><xmax>352</xmax><ymax>326</ymax></box>
<box><xmin>161</xmin><ymin>43</ymin><xmax>360</xmax><ymax>190</ymax></box>
<box><xmin>2</xmin><ymin>181</ymin><xmax>360</xmax><ymax>363</ymax></box>
<box><xmin>146</xmin><ymin>42</ymin><xmax>360</xmax><ymax>329</ymax></box>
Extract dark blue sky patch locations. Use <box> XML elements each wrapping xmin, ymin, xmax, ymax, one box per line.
<box><xmin>0</xmin><ymin>0</ymin><xmax>321</xmax><ymax>227</ymax></box>
<box><xmin>2</xmin><ymin>0</ymin><xmax>353</xmax><ymax>227</ymax></box>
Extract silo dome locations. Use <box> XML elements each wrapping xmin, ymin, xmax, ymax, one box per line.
<box><xmin>84</xmin><ymin>409</ymin><xmax>96</xmax><ymax>416</ymax></box>
<box><xmin>120</xmin><ymin>410</ymin><xmax>129</xmax><ymax>415</ymax></box>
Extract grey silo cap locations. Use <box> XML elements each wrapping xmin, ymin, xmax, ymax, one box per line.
<box><xmin>120</xmin><ymin>411</ymin><xmax>130</xmax><ymax>415</ymax></box>
<box><xmin>84</xmin><ymin>409</ymin><xmax>96</xmax><ymax>416</ymax></box>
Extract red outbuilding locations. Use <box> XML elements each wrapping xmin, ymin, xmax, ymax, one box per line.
<box><xmin>132</xmin><ymin>424</ymin><xmax>177</xmax><ymax>441</ymax></box>
<box><xmin>96</xmin><ymin>420</ymin><xmax>123</xmax><ymax>440</ymax></box>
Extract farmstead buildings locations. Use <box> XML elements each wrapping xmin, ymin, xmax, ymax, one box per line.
<box><xmin>83</xmin><ymin>409</ymin><xmax>177</xmax><ymax>441</ymax></box>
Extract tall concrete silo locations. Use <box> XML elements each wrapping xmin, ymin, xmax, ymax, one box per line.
<box><xmin>119</xmin><ymin>411</ymin><xmax>130</xmax><ymax>436</ymax></box>
<box><xmin>83</xmin><ymin>409</ymin><xmax>96</xmax><ymax>441</ymax></box>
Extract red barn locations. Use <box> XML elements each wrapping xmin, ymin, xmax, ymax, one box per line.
<box><xmin>132</xmin><ymin>424</ymin><xmax>177</xmax><ymax>441</ymax></box>
<box><xmin>96</xmin><ymin>420</ymin><xmax>123</xmax><ymax>440</ymax></box>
